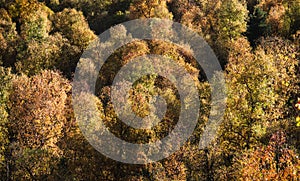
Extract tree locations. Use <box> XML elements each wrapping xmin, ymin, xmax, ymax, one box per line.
<box><xmin>51</xmin><ymin>8</ymin><xmax>96</xmax><ymax>49</ymax></box>
<box><xmin>43</xmin><ymin>0</ymin><xmax>129</xmax><ymax>34</ymax></box>
<box><xmin>50</xmin><ymin>8</ymin><xmax>96</xmax><ymax>77</ymax></box>
<box><xmin>129</xmin><ymin>0</ymin><xmax>173</xmax><ymax>19</ymax></box>
<box><xmin>247</xmin><ymin>6</ymin><xmax>269</xmax><ymax>44</ymax></box>
<box><xmin>0</xmin><ymin>8</ymin><xmax>19</xmax><ymax>67</ymax></box>
<box><xmin>15</xmin><ymin>33</ymin><xmax>74</xmax><ymax>76</ymax></box>
<box><xmin>254</xmin><ymin>0</ymin><xmax>300</xmax><ymax>38</ymax></box>
<box><xmin>240</xmin><ymin>131</ymin><xmax>300</xmax><ymax>180</ymax></box>
<box><xmin>7</xmin><ymin>0</ymin><xmax>53</xmax><ymax>41</ymax></box>
<box><xmin>171</xmin><ymin>0</ymin><xmax>222</xmax><ymax>41</ymax></box>
<box><xmin>57</xmin><ymin>93</ymin><xmax>117</xmax><ymax>180</ymax></box>
<box><xmin>8</xmin><ymin>5</ymin><xmax>97</xmax><ymax>77</ymax></box>
<box><xmin>219</xmin><ymin>37</ymin><xmax>299</xmax><ymax>179</ymax></box>
<box><xmin>217</xmin><ymin>0</ymin><xmax>248</xmax><ymax>41</ymax></box>
<box><xmin>169</xmin><ymin>0</ymin><xmax>248</xmax><ymax>66</ymax></box>
<box><xmin>8</xmin><ymin>70</ymin><xmax>71</xmax><ymax>180</ymax></box>
<box><xmin>0</xmin><ymin>66</ymin><xmax>14</xmax><ymax>179</ymax></box>
<box><xmin>215</xmin><ymin>0</ymin><xmax>248</xmax><ymax>65</ymax></box>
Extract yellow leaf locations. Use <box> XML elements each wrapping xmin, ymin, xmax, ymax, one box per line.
<box><xmin>296</xmin><ymin>117</ymin><xmax>300</xmax><ymax>126</ymax></box>
<box><xmin>295</xmin><ymin>103</ymin><xmax>300</xmax><ymax>110</ymax></box>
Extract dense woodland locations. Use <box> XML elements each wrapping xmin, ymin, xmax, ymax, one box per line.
<box><xmin>0</xmin><ymin>0</ymin><xmax>300</xmax><ymax>180</ymax></box>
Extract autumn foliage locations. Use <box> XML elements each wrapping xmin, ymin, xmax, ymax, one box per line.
<box><xmin>0</xmin><ymin>0</ymin><xmax>299</xmax><ymax>180</ymax></box>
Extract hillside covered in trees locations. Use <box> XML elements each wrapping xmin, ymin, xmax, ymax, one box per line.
<box><xmin>0</xmin><ymin>0</ymin><xmax>300</xmax><ymax>180</ymax></box>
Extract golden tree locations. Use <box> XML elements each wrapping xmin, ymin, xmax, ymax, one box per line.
<box><xmin>8</xmin><ymin>70</ymin><xmax>71</xmax><ymax>180</ymax></box>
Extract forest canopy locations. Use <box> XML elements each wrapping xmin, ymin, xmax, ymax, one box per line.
<box><xmin>0</xmin><ymin>0</ymin><xmax>299</xmax><ymax>180</ymax></box>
